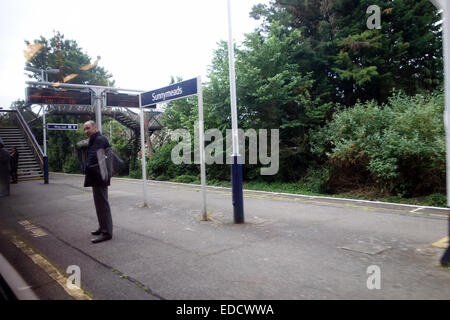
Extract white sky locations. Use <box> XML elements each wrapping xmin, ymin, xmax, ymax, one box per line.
<box><xmin>0</xmin><ymin>0</ymin><xmax>270</xmax><ymax>109</ymax></box>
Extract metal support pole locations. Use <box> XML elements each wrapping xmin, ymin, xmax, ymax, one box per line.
<box><xmin>43</xmin><ymin>74</ymin><xmax>48</xmax><ymax>156</ymax></box>
<box><xmin>92</xmin><ymin>88</ymin><xmax>103</xmax><ymax>133</ymax></box>
<box><xmin>43</xmin><ymin>105</ymin><xmax>47</xmax><ymax>156</ymax></box>
<box><xmin>440</xmin><ymin>0</ymin><xmax>450</xmax><ymax>266</ymax></box>
<box><xmin>43</xmin><ymin>155</ymin><xmax>49</xmax><ymax>184</ymax></box>
<box><xmin>139</xmin><ymin>95</ymin><xmax>148</xmax><ymax>207</ymax></box>
<box><xmin>227</xmin><ymin>0</ymin><xmax>244</xmax><ymax>223</ymax></box>
<box><xmin>43</xmin><ymin>73</ymin><xmax>49</xmax><ymax>184</ymax></box>
<box><xmin>431</xmin><ymin>0</ymin><xmax>450</xmax><ymax>265</ymax></box>
<box><xmin>197</xmin><ymin>76</ymin><xmax>207</xmax><ymax>220</ymax></box>
<box><xmin>96</xmin><ymin>96</ymin><xmax>102</xmax><ymax>133</ymax></box>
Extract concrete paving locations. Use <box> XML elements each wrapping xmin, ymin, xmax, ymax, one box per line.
<box><xmin>0</xmin><ymin>173</ymin><xmax>449</xmax><ymax>300</ymax></box>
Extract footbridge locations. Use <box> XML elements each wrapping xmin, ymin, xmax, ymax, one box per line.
<box><xmin>0</xmin><ymin>109</ymin><xmax>47</xmax><ymax>181</ymax></box>
<box><xmin>0</xmin><ymin>103</ymin><xmax>164</xmax><ymax>183</ymax></box>
<box><xmin>24</xmin><ymin>104</ymin><xmax>164</xmax><ymax>134</ymax></box>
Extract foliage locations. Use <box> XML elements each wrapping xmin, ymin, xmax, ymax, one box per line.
<box><xmin>311</xmin><ymin>91</ymin><xmax>445</xmax><ymax>196</ymax></box>
<box><xmin>42</xmin><ymin>115</ymin><xmax>86</xmax><ymax>172</ymax></box>
<box><xmin>16</xmin><ymin>1</ymin><xmax>447</xmax><ymax>206</ymax></box>
<box><xmin>103</xmin><ymin>118</ymin><xmax>137</xmax><ymax>176</ymax></box>
<box><xmin>172</xmin><ymin>175</ymin><xmax>200</xmax><ymax>184</ymax></box>
<box><xmin>147</xmin><ymin>140</ymin><xmax>199</xmax><ymax>181</ymax></box>
<box><xmin>0</xmin><ymin>111</ymin><xmax>15</xmax><ymax>126</ymax></box>
<box><xmin>253</xmin><ymin>0</ymin><xmax>442</xmax><ymax>106</ymax></box>
<box><xmin>25</xmin><ymin>31</ymin><xmax>114</xmax><ymax>86</ymax></box>
<box><xmin>202</xmin><ymin>22</ymin><xmax>331</xmax><ymax>181</ymax></box>
<box><xmin>63</xmin><ymin>156</ymin><xmax>80</xmax><ymax>174</ymax></box>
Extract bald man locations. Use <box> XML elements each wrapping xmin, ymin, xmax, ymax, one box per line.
<box><xmin>83</xmin><ymin>120</ymin><xmax>113</xmax><ymax>243</ymax></box>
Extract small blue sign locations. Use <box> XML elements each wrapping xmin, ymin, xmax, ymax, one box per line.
<box><xmin>141</xmin><ymin>77</ymin><xmax>198</xmax><ymax>107</ymax></box>
<box><xmin>48</xmin><ymin>123</ymin><xmax>78</xmax><ymax>130</ymax></box>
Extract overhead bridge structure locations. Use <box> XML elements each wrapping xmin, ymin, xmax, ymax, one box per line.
<box><xmin>2</xmin><ymin>81</ymin><xmax>167</xmax><ymax>183</ymax></box>
<box><xmin>24</xmin><ymin>80</ymin><xmax>164</xmax><ymax>136</ymax></box>
<box><xmin>24</xmin><ymin>104</ymin><xmax>164</xmax><ymax>134</ymax></box>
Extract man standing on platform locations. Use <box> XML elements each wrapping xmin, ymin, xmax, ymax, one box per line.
<box><xmin>10</xmin><ymin>146</ymin><xmax>19</xmax><ymax>184</ymax></box>
<box><xmin>83</xmin><ymin>120</ymin><xmax>113</xmax><ymax>244</ymax></box>
<box><xmin>0</xmin><ymin>138</ymin><xmax>10</xmax><ymax>197</ymax></box>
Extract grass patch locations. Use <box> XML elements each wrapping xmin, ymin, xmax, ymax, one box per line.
<box><xmin>123</xmin><ymin>174</ymin><xmax>447</xmax><ymax>208</ymax></box>
<box><xmin>195</xmin><ymin>179</ymin><xmax>447</xmax><ymax>207</ymax></box>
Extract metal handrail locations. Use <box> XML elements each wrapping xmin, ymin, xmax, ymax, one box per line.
<box><xmin>0</xmin><ymin>109</ymin><xmax>47</xmax><ymax>183</ymax></box>
<box><xmin>13</xmin><ymin>109</ymin><xmax>44</xmax><ymax>166</ymax></box>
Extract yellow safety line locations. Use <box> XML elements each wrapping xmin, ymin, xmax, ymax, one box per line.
<box><xmin>18</xmin><ymin>177</ymin><xmax>44</xmax><ymax>181</ymax></box>
<box><xmin>3</xmin><ymin>230</ymin><xmax>92</xmax><ymax>300</ymax></box>
<box><xmin>431</xmin><ymin>237</ymin><xmax>449</xmax><ymax>249</ymax></box>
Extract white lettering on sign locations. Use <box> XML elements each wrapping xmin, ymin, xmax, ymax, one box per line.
<box><xmin>151</xmin><ymin>86</ymin><xmax>183</xmax><ymax>102</ymax></box>
<box><xmin>48</xmin><ymin>124</ymin><xmax>78</xmax><ymax>130</ymax></box>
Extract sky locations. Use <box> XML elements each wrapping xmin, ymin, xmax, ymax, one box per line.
<box><xmin>0</xmin><ymin>0</ymin><xmax>270</xmax><ymax>109</ymax></box>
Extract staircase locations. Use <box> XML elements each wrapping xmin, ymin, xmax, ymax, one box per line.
<box><xmin>0</xmin><ymin>127</ymin><xmax>43</xmax><ymax>181</ymax></box>
<box><xmin>106</xmin><ymin>110</ymin><xmax>140</xmax><ymax>131</ymax></box>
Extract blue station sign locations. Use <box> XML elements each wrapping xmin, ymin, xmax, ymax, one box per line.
<box><xmin>47</xmin><ymin>123</ymin><xmax>78</xmax><ymax>130</ymax></box>
<box><xmin>141</xmin><ymin>77</ymin><xmax>198</xmax><ymax>108</ymax></box>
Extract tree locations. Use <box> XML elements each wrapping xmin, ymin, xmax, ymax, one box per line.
<box><xmin>201</xmin><ymin>22</ymin><xmax>331</xmax><ymax>181</ymax></box>
<box><xmin>24</xmin><ymin>32</ymin><xmax>117</xmax><ymax>173</ymax></box>
<box><xmin>25</xmin><ymin>31</ymin><xmax>114</xmax><ymax>86</ymax></box>
<box><xmin>252</xmin><ymin>0</ymin><xmax>443</xmax><ymax>106</ymax></box>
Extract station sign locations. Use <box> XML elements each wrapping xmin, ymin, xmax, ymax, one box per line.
<box><xmin>106</xmin><ymin>92</ymin><xmax>140</xmax><ymax>108</ymax></box>
<box><xmin>140</xmin><ymin>78</ymin><xmax>198</xmax><ymax>108</ymax></box>
<box><xmin>47</xmin><ymin>123</ymin><xmax>79</xmax><ymax>130</ymax></box>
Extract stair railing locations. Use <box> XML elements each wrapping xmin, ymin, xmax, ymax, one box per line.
<box><xmin>13</xmin><ymin>109</ymin><xmax>48</xmax><ymax>184</ymax></box>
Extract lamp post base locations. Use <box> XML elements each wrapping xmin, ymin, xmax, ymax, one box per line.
<box><xmin>43</xmin><ymin>156</ymin><xmax>49</xmax><ymax>184</ymax></box>
<box><xmin>441</xmin><ymin>217</ymin><xmax>450</xmax><ymax>266</ymax></box>
<box><xmin>231</xmin><ymin>154</ymin><xmax>244</xmax><ymax>224</ymax></box>
<box><xmin>441</xmin><ymin>247</ymin><xmax>450</xmax><ymax>267</ymax></box>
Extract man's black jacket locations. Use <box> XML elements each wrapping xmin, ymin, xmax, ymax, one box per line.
<box><xmin>84</xmin><ymin>132</ymin><xmax>111</xmax><ymax>188</ymax></box>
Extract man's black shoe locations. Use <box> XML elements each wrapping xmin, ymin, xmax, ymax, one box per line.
<box><xmin>91</xmin><ymin>229</ymin><xmax>101</xmax><ymax>236</ymax></box>
<box><xmin>91</xmin><ymin>234</ymin><xmax>112</xmax><ymax>244</ymax></box>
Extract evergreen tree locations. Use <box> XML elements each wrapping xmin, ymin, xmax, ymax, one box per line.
<box><xmin>252</xmin><ymin>0</ymin><xmax>442</xmax><ymax>105</ymax></box>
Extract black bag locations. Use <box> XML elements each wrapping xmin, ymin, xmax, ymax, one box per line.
<box><xmin>106</xmin><ymin>147</ymin><xmax>124</xmax><ymax>178</ymax></box>
<box><xmin>97</xmin><ymin>147</ymin><xmax>124</xmax><ymax>183</ymax></box>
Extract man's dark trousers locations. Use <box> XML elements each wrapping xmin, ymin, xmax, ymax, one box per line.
<box><xmin>92</xmin><ymin>186</ymin><xmax>112</xmax><ymax>236</ymax></box>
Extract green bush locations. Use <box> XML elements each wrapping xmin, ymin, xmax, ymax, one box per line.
<box><xmin>147</xmin><ymin>139</ymin><xmax>199</xmax><ymax>181</ymax></box>
<box><xmin>311</xmin><ymin>91</ymin><xmax>445</xmax><ymax>197</ymax></box>
<box><xmin>422</xmin><ymin>193</ymin><xmax>447</xmax><ymax>207</ymax></box>
<box><xmin>156</xmin><ymin>174</ymin><xmax>170</xmax><ymax>181</ymax></box>
<box><xmin>172</xmin><ymin>174</ymin><xmax>199</xmax><ymax>184</ymax></box>
<box><xmin>128</xmin><ymin>168</ymin><xmax>142</xmax><ymax>179</ymax></box>
<box><xmin>301</xmin><ymin>166</ymin><xmax>333</xmax><ymax>194</ymax></box>
<box><xmin>63</xmin><ymin>156</ymin><xmax>80</xmax><ymax>174</ymax></box>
